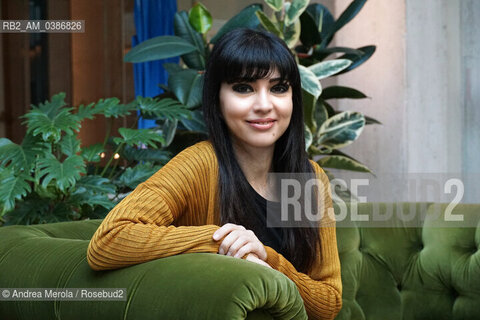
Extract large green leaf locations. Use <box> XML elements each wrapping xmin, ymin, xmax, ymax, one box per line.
<box><xmin>117</xmin><ymin>164</ymin><xmax>162</xmax><ymax>190</ymax></box>
<box><xmin>304</xmin><ymin>125</ymin><xmax>313</xmax><ymax>151</ymax></box>
<box><xmin>322</xmin><ymin>99</ymin><xmax>336</xmax><ymax>117</ymax></box>
<box><xmin>256</xmin><ymin>11</ymin><xmax>281</xmax><ymax>37</ymax></box>
<box><xmin>76</xmin><ymin>175</ymin><xmax>116</xmax><ymax>194</ymax></box>
<box><xmin>265</xmin><ymin>0</ymin><xmax>283</xmax><ymax>11</ymax></box>
<box><xmin>365</xmin><ymin>115</ymin><xmax>382</xmax><ymax>125</ymax></box>
<box><xmin>179</xmin><ymin>109</ymin><xmax>207</xmax><ymax>133</ymax></box>
<box><xmin>76</xmin><ymin>98</ymin><xmax>120</xmax><ymax>120</ymax></box>
<box><xmin>137</xmin><ymin>97</ymin><xmax>190</xmax><ymax>121</ymax></box>
<box><xmin>304</xmin><ymin>3</ymin><xmax>334</xmax><ymax>46</ymax></box>
<box><xmin>299</xmin><ymin>9</ymin><xmax>321</xmax><ymax>47</ymax></box>
<box><xmin>210</xmin><ymin>4</ymin><xmax>263</xmax><ymax>44</ymax></box>
<box><xmin>59</xmin><ymin>135</ymin><xmax>81</xmax><ymax>157</ymax></box>
<box><xmin>0</xmin><ymin>135</ymin><xmax>45</xmax><ymax>172</ymax></box>
<box><xmin>167</xmin><ymin>70</ymin><xmax>204</xmax><ymax>108</ymax></box>
<box><xmin>113</xmin><ymin>128</ymin><xmax>165</xmax><ymax>148</ymax></box>
<box><xmin>298</xmin><ymin>65</ymin><xmax>322</xmax><ymax>99</ymax></box>
<box><xmin>312</xmin><ymin>46</ymin><xmax>364</xmax><ymax>61</ymax></box>
<box><xmin>321</xmin><ymin>86</ymin><xmax>368</xmax><ymax>100</ymax></box>
<box><xmin>320</xmin><ymin>0</ymin><xmax>367</xmax><ymax>48</ymax></box>
<box><xmin>0</xmin><ymin>169</ymin><xmax>31</xmax><ymax>214</ymax></box>
<box><xmin>174</xmin><ymin>11</ymin><xmax>205</xmax><ymax>69</ymax></box>
<box><xmin>74</xmin><ymin>193</ymin><xmax>115</xmax><ymax>210</ymax></box>
<box><xmin>317</xmin><ymin>111</ymin><xmax>365</xmax><ymax>149</ymax></box>
<box><xmin>317</xmin><ymin>155</ymin><xmax>372</xmax><ymax>173</ymax></box>
<box><xmin>314</xmin><ymin>100</ymin><xmax>329</xmax><ymax>130</ymax></box>
<box><xmin>103</xmin><ymin>100</ymin><xmax>137</xmax><ymax>118</ymax></box>
<box><xmin>336</xmin><ymin>45</ymin><xmax>376</xmax><ymax>75</ymax></box>
<box><xmin>121</xmin><ymin>146</ymin><xmax>172</xmax><ymax>164</ymax></box>
<box><xmin>302</xmin><ymin>90</ymin><xmax>317</xmax><ymax>133</ymax></box>
<box><xmin>308</xmin><ymin>59</ymin><xmax>352</xmax><ymax>80</ymax></box>
<box><xmin>163</xmin><ymin>63</ymin><xmax>184</xmax><ymax>75</ymax></box>
<box><xmin>332</xmin><ymin>0</ymin><xmax>367</xmax><ymax>34</ymax></box>
<box><xmin>284</xmin><ymin>19</ymin><xmax>301</xmax><ymax>48</ymax></box>
<box><xmin>2</xmin><ymin>194</ymin><xmax>50</xmax><ymax>225</ymax></box>
<box><xmin>81</xmin><ymin>144</ymin><xmax>104</xmax><ymax>163</ymax></box>
<box><xmin>23</xmin><ymin>93</ymin><xmax>80</xmax><ymax>143</ymax></box>
<box><xmin>159</xmin><ymin>118</ymin><xmax>178</xmax><ymax>147</ymax></box>
<box><xmin>124</xmin><ymin>35</ymin><xmax>197</xmax><ymax>63</ymax></box>
<box><xmin>32</xmin><ymin>92</ymin><xmax>67</xmax><ymax>118</ymax></box>
<box><xmin>285</xmin><ymin>0</ymin><xmax>309</xmax><ymax>26</ymax></box>
<box><xmin>189</xmin><ymin>2</ymin><xmax>212</xmax><ymax>34</ymax></box>
<box><xmin>38</xmin><ymin>155</ymin><xmax>86</xmax><ymax>192</ymax></box>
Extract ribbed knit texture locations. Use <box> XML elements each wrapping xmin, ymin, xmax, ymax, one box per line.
<box><xmin>87</xmin><ymin>140</ymin><xmax>342</xmax><ymax>320</ymax></box>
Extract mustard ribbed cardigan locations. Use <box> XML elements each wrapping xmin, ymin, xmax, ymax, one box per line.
<box><xmin>87</xmin><ymin>140</ymin><xmax>342</xmax><ymax>320</ymax></box>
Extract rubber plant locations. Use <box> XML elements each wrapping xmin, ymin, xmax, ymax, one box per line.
<box><xmin>124</xmin><ymin>0</ymin><xmax>378</xmax><ymax>179</ymax></box>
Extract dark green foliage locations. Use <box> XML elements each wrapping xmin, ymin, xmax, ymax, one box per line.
<box><xmin>0</xmin><ymin>93</ymin><xmax>192</xmax><ymax>225</ymax></box>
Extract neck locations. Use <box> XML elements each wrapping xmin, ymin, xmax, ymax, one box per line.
<box><xmin>231</xmin><ymin>138</ymin><xmax>274</xmax><ymax>189</ymax></box>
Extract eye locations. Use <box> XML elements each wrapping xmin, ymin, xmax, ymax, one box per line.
<box><xmin>232</xmin><ymin>84</ymin><xmax>253</xmax><ymax>93</ymax></box>
<box><xmin>271</xmin><ymin>83</ymin><xmax>290</xmax><ymax>94</ymax></box>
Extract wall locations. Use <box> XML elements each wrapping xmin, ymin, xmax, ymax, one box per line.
<box><xmin>177</xmin><ymin>0</ymin><xmax>479</xmax><ymax>203</ymax></box>
<box><xmin>461</xmin><ymin>0</ymin><xmax>480</xmax><ymax>202</ymax></box>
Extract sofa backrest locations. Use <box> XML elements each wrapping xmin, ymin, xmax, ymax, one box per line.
<box><xmin>335</xmin><ymin>202</ymin><xmax>480</xmax><ymax>320</ymax></box>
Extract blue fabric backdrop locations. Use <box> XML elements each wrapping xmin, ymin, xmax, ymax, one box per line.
<box><xmin>132</xmin><ymin>0</ymin><xmax>178</xmax><ymax>129</ymax></box>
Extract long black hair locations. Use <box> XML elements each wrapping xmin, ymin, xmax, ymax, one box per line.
<box><xmin>202</xmin><ymin>28</ymin><xmax>320</xmax><ymax>273</ymax></box>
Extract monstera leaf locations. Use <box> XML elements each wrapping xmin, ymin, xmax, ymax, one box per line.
<box><xmin>37</xmin><ymin>155</ymin><xmax>86</xmax><ymax>192</ymax></box>
<box><xmin>22</xmin><ymin>93</ymin><xmax>80</xmax><ymax>143</ymax></box>
<box><xmin>0</xmin><ymin>169</ymin><xmax>32</xmax><ymax>214</ymax></box>
<box><xmin>137</xmin><ymin>97</ymin><xmax>190</xmax><ymax>121</ymax></box>
<box><xmin>81</xmin><ymin>144</ymin><xmax>104</xmax><ymax>163</ymax></box>
<box><xmin>0</xmin><ymin>134</ymin><xmax>46</xmax><ymax>172</ymax></box>
<box><xmin>113</xmin><ymin>128</ymin><xmax>165</xmax><ymax>148</ymax></box>
<box><xmin>76</xmin><ymin>97</ymin><xmax>120</xmax><ymax>120</ymax></box>
<box><xmin>117</xmin><ymin>164</ymin><xmax>162</xmax><ymax>189</ymax></box>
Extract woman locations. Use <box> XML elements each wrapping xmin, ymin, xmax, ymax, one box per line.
<box><xmin>87</xmin><ymin>28</ymin><xmax>342</xmax><ymax>319</ymax></box>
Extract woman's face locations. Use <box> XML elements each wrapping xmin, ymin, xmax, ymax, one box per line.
<box><xmin>219</xmin><ymin>69</ymin><xmax>293</xmax><ymax>149</ymax></box>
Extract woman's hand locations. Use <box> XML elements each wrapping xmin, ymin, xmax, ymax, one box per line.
<box><xmin>213</xmin><ymin>223</ymin><xmax>267</xmax><ymax>261</ymax></box>
<box><xmin>245</xmin><ymin>253</ymin><xmax>272</xmax><ymax>269</ymax></box>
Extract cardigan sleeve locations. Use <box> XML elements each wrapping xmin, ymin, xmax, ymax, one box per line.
<box><xmin>263</xmin><ymin>162</ymin><xmax>342</xmax><ymax>320</ymax></box>
<box><xmin>87</xmin><ymin>144</ymin><xmax>221</xmax><ymax>271</ymax></box>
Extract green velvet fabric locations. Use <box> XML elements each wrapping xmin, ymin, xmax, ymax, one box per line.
<box><xmin>0</xmin><ymin>220</ymin><xmax>307</xmax><ymax>320</ymax></box>
<box><xmin>1</xmin><ymin>202</ymin><xmax>479</xmax><ymax>320</ymax></box>
<box><xmin>335</xmin><ymin>202</ymin><xmax>480</xmax><ymax>320</ymax></box>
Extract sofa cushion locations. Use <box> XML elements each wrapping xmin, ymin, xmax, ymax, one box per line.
<box><xmin>0</xmin><ymin>219</ymin><xmax>307</xmax><ymax>320</ymax></box>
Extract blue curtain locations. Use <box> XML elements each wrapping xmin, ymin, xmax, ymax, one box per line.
<box><xmin>132</xmin><ymin>0</ymin><xmax>178</xmax><ymax>129</ymax></box>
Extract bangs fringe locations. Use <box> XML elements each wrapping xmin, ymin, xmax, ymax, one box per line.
<box><xmin>220</xmin><ymin>33</ymin><xmax>296</xmax><ymax>84</ymax></box>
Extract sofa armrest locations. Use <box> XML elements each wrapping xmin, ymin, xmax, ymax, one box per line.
<box><xmin>0</xmin><ymin>221</ymin><xmax>307</xmax><ymax>320</ymax></box>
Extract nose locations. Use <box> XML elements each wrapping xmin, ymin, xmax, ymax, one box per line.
<box><xmin>253</xmin><ymin>88</ymin><xmax>273</xmax><ymax>112</ymax></box>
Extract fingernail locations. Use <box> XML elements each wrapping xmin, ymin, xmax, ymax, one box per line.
<box><xmin>213</xmin><ymin>233</ymin><xmax>218</xmax><ymax>240</ymax></box>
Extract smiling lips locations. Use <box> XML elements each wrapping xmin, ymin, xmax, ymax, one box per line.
<box><xmin>246</xmin><ymin>119</ymin><xmax>276</xmax><ymax>130</ymax></box>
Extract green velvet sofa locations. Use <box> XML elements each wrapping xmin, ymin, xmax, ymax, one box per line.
<box><xmin>1</xmin><ymin>202</ymin><xmax>479</xmax><ymax>319</ymax></box>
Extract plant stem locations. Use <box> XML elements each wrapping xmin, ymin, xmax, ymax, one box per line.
<box><xmin>100</xmin><ymin>142</ymin><xmax>124</xmax><ymax>177</ymax></box>
<box><xmin>95</xmin><ymin>118</ymin><xmax>114</xmax><ymax>175</ymax></box>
